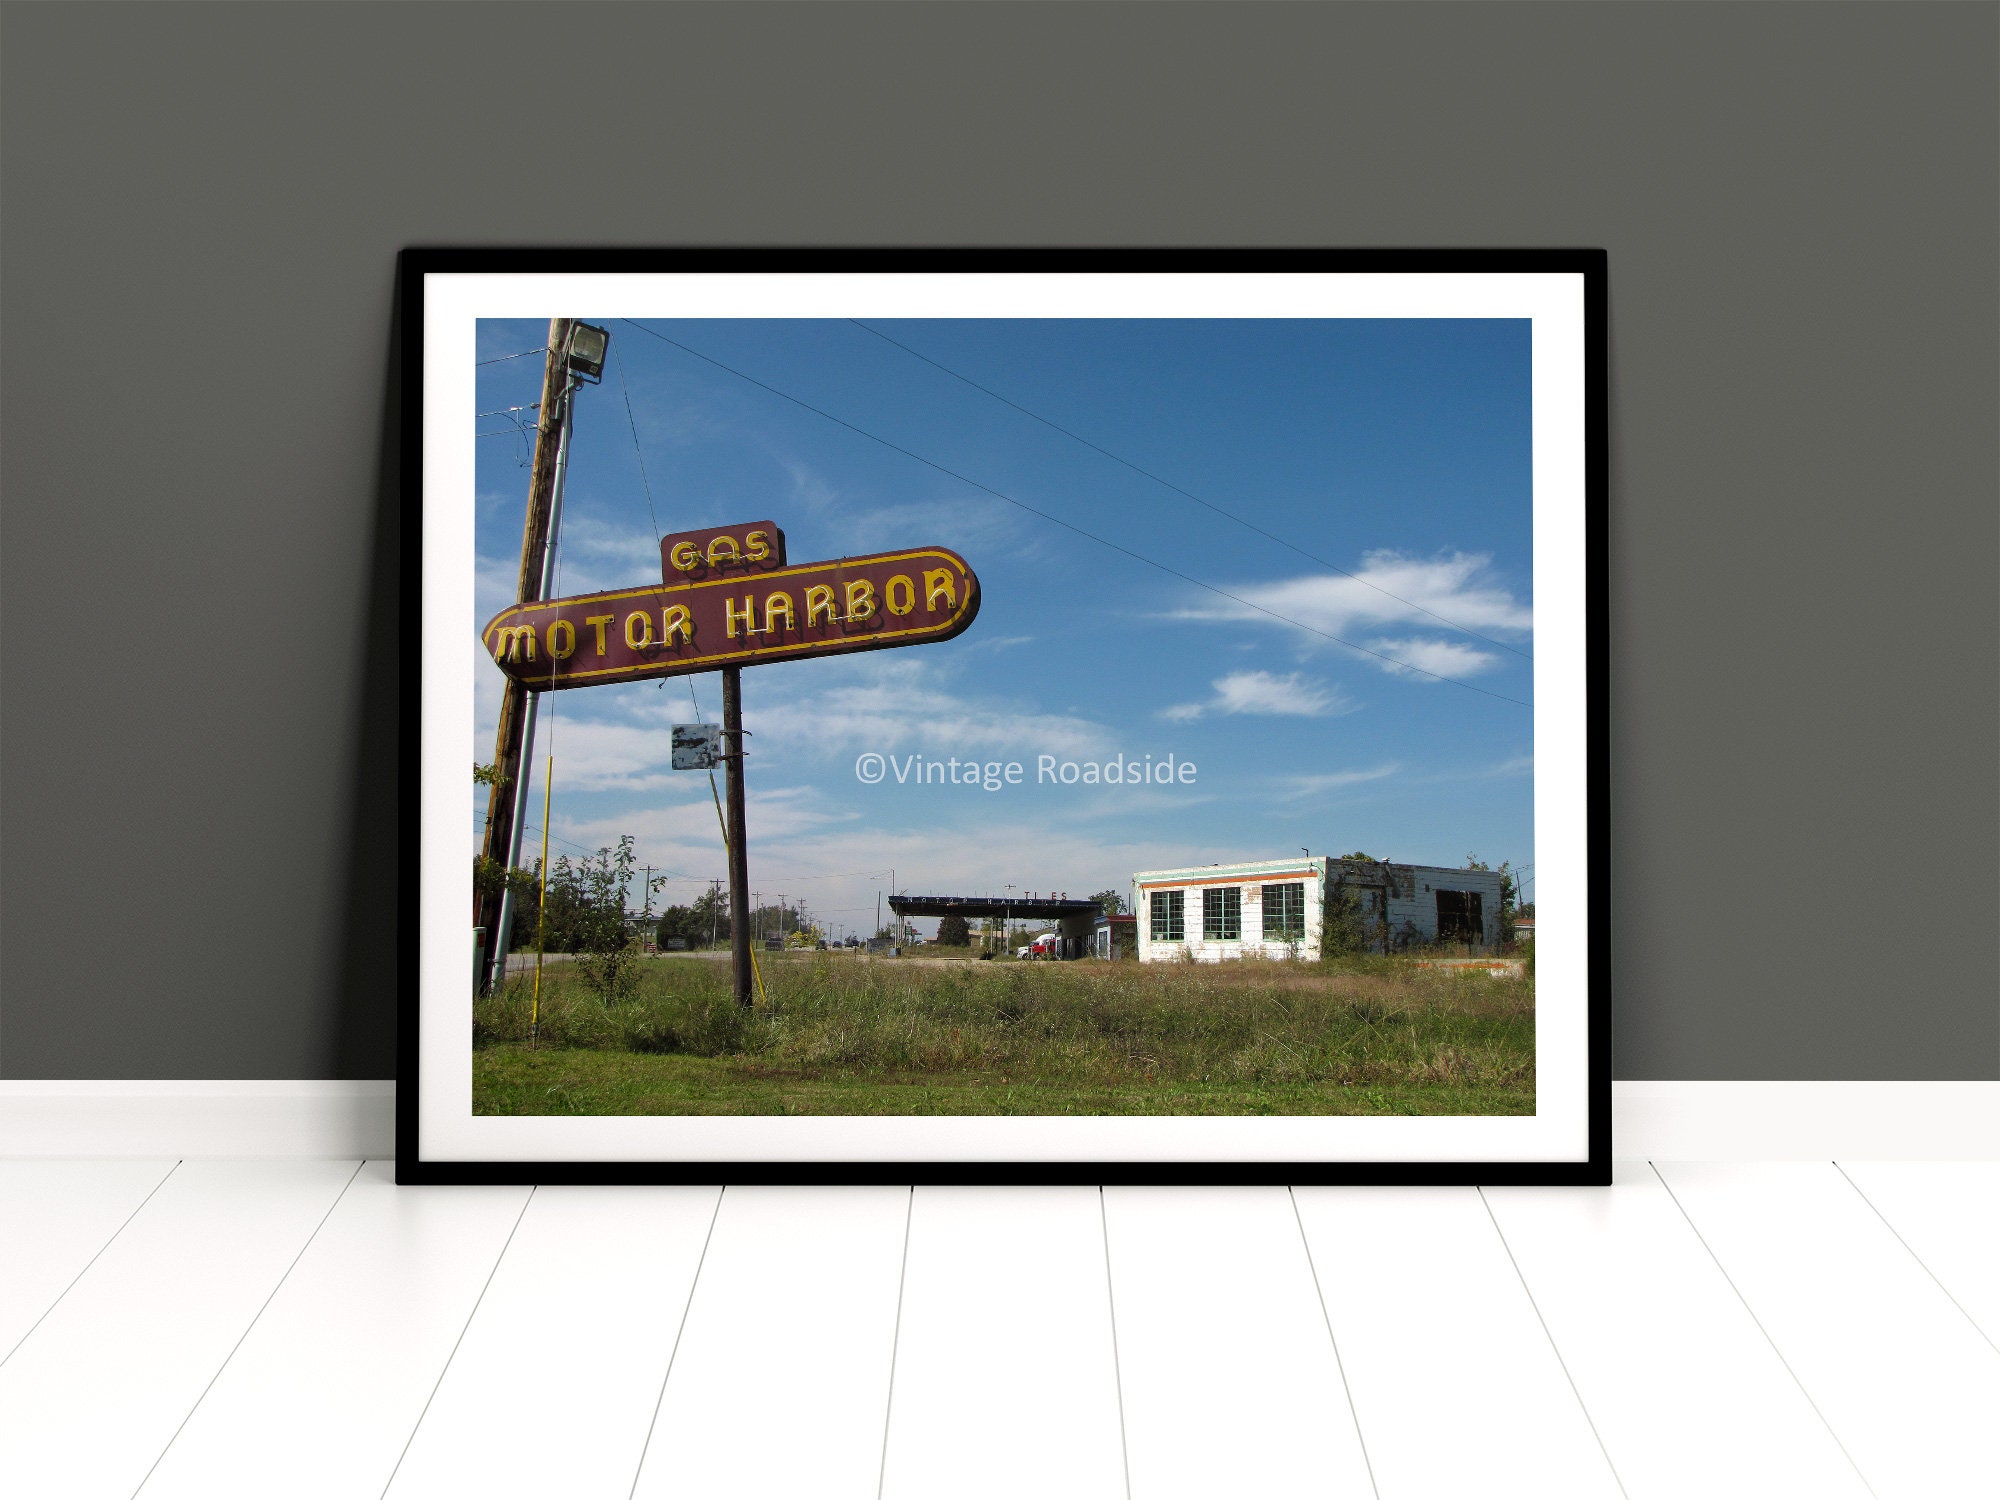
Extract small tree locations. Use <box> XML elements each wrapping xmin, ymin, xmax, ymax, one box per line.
<box><xmin>534</xmin><ymin>835</ymin><xmax>646</xmax><ymax>1003</ymax></box>
<box><xmin>937</xmin><ymin>912</ymin><xmax>971</xmax><ymax>947</ymax></box>
<box><xmin>1465</xmin><ymin>855</ymin><xmax>1519</xmax><ymax>946</ymax></box>
<box><xmin>1318</xmin><ymin>879</ymin><xmax>1370</xmax><ymax>958</ymax></box>
<box><xmin>1089</xmin><ymin>888</ymin><xmax>1128</xmax><ymax>917</ymax></box>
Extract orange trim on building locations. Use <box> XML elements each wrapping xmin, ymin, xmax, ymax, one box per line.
<box><xmin>1136</xmin><ymin>869</ymin><xmax>1317</xmax><ymax>891</ymax></box>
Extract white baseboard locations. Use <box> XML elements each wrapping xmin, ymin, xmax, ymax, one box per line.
<box><xmin>1</xmin><ymin>1080</ymin><xmax>1994</xmax><ymax>1162</ymax></box>
<box><xmin>1612</xmin><ymin>1081</ymin><xmax>2000</xmax><ymax>1161</ymax></box>
<box><xmin>0</xmin><ymin>1081</ymin><xmax>396</xmax><ymax>1159</ymax></box>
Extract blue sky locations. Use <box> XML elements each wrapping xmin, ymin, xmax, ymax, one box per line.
<box><xmin>475</xmin><ymin>317</ymin><xmax>1534</xmax><ymax>939</ymax></box>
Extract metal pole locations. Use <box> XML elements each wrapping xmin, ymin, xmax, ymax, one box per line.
<box><xmin>485</xmin><ymin>345</ymin><xmax>582</xmax><ymax>992</ymax></box>
<box><xmin>722</xmin><ymin>667</ymin><xmax>752</xmax><ymax>1007</ymax></box>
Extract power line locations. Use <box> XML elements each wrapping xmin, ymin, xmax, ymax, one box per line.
<box><xmin>614</xmin><ymin>341</ymin><xmax>666</xmax><ymax>551</ymax></box>
<box><xmin>618</xmin><ymin>318</ymin><xmax>1530</xmax><ymax>709</ymax></box>
<box><xmin>847</xmin><ymin>318</ymin><xmax>1532</xmax><ymax>662</ymax></box>
<box><xmin>478</xmin><ymin>346</ymin><xmax>548</xmax><ymax>366</ymax></box>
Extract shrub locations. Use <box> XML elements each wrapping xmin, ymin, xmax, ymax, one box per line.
<box><xmin>1319</xmin><ymin>880</ymin><xmax>1370</xmax><ymax>958</ymax></box>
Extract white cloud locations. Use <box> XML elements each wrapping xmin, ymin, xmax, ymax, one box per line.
<box><xmin>782</xmin><ymin>459</ymin><xmax>839</xmax><ymax>512</ymax></box>
<box><xmin>1274</xmin><ymin>764</ymin><xmax>1401</xmax><ymax>800</ymax></box>
<box><xmin>561</xmin><ymin>782</ymin><xmax>853</xmax><ymax>859</ymax></box>
<box><xmin>1174</xmin><ymin>550</ymin><xmax>1531</xmax><ymax>674</ymax></box>
<box><xmin>541</xmin><ymin>789</ymin><xmax>1270</xmax><ymax>940</ymax></box>
<box><xmin>842</xmin><ymin>494</ymin><xmax>1033</xmax><ymax>558</ymax></box>
<box><xmin>545</xmin><ymin>515</ymin><xmax>660</xmax><ymax>596</ymax></box>
<box><xmin>1368</xmin><ymin>637</ymin><xmax>1501</xmax><ymax>680</ymax></box>
<box><xmin>1163</xmin><ymin>669</ymin><xmax>1354</xmax><ymax>722</ymax></box>
<box><xmin>526</xmin><ymin>719</ymin><xmax>706</xmax><ymax>794</ymax></box>
<box><xmin>632</xmin><ymin>654</ymin><xmax>1115</xmax><ymax>762</ymax></box>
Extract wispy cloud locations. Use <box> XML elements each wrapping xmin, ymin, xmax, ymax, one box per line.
<box><xmin>546</xmin><ymin>516</ymin><xmax>661</xmax><ymax>596</ymax></box>
<box><xmin>1163</xmin><ymin>669</ymin><xmax>1354</xmax><ymax>722</ymax></box>
<box><xmin>843</xmin><ymin>494</ymin><xmax>1032</xmax><ymax>558</ymax></box>
<box><xmin>1368</xmin><ymin>637</ymin><xmax>1500</xmax><ymax>680</ymax></box>
<box><xmin>1172</xmin><ymin>550</ymin><xmax>1531</xmax><ymax>675</ymax></box>
<box><xmin>562</xmin><ymin>782</ymin><xmax>853</xmax><ymax>857</ymax></box>
<box><xmin>634</xmin><ymin>654</ymin><xmax>1115</xmax><ymax>761</ymax></box>
<box><xmin>528</xmin><ymin>719</ymin><xmax>716</xmax><ymax>794</ymax></box>
<box><xmin>1273</xmin><ymin>764</ymin><xmax>1401</xmax><ymax>800</ymax></box>
<box><xmin>783</xmin><ymin>459</ymin><xmax>839</xmax><ymax>511</ymax></box>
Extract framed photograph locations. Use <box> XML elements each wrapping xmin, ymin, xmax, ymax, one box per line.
<box><xmin>399</xmin><ymin>248</ymin><xmax>1607</xmax><ymax>1184</ymax></box>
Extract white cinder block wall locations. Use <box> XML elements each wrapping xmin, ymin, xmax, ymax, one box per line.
<box><xmin>1132</xmin><ymin>857</ymin><xmax>1510</xmax><ymax>962</ymax></box>
<box><xmin>1133</xmin><ymin>859</ymin><xmax>1328</xmax><ymax>963</ymax></box>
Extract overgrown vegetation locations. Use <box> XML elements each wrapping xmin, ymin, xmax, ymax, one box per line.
<box><xmin>473</xmin><ymin>953</ymin><xmax>1533</xmax><ymax>1116</ymax></box>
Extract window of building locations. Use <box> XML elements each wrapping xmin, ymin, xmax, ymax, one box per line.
<box><xmin>1202</xmin><ymin>885</ymin><xmax>1241</xmax><ymax>941</ymax></box>
<box><xmin>1261</xmin><ymin>881</ymin><xmax>1305</xmax><ymax>940</ymax></box>
<box><xmin>1436</xmin><ymin>889</ymin><xmax>1485</xmax><ymax>944</ymax></box>
<box><xmin>1149</xmin><ymin>889</ymin><xmax>1184</xmax><ymax>942</ymax></box>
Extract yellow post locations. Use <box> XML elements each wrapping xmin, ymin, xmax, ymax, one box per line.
<box><xmin>531</xmin><ymin>754</ymin><xmax>553</xmax><ymax>1037</ymax></box>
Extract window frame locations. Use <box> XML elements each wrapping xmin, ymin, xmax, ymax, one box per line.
<box><xmin>1261</xmin><ymin>881</ymin><xmax>1306</xmax><ymax>941</ymax></box>
<box><xmin>1202</xmin><ymin>885</ymin><xmax>1242</xmax><ymax>941</ymax></box>
<box><xmin>1149</xmin><ymin>888</ymin><xmax>1184</xmax><ymax>943</ymax></box>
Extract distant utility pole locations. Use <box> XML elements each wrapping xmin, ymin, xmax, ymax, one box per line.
<box><xmin>710</xmin><ymin>878</ymin><xmax>721</xmax><ymax>951</ymax></box>
<box><xmin>477</xmin><ymin>318</ymin><xmax>586</xmax><ymax>992</ymax></box>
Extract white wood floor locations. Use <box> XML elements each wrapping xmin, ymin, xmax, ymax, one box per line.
<box><xmin>1</xmin><ymin>1162</ymin><xmax>1994</xmax><ymax>1500</ymax></box>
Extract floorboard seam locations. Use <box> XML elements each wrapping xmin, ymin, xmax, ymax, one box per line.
<box><xmin>1288</xmin><ymin>1187</ymin><xmax>1382</xmax><ymax>1500</ymax></box>
<box><xmin>1097</xmin><ymin>1187</ymin><xmax>1134</xmax><ymax>1500</ymax></box>
<box><xmin>1475</xmin><ymin>1185</ymin><xmax>1630</xmax><ymax>1500</ymax></box>
<box><xmin>1831</xmin><ymin>1161</ymin><xmax>2000</xmax><ymax>1357</ymax></box>
<box><xmin>376</xmin><ymin>1182</ymin><xmax>536</xmax><ymax>1500</ymax></box>
<box><xmin>0</xmin><ymin>1158</ymin><xmax>182</xmax><ymax>1370</ymax></box>
<box><xmin>129</xmin><ymin>1158</ymin><xmax>366</xmax><ymax>1500</ymax></box>
<box><xmin>1648</xmin><ymin>1162</ymin><xmax>1881</xmax><ymax>1499</ymax></box>
<box><xmin>625</xmin><ymin>1184</ymin><xmax>727</xmax><ymax>1500</ymax></box>
<box><xmin>874</xmin><ymin>1186</ymin><xmax>916</xmax><ymax>1500</ymax></box>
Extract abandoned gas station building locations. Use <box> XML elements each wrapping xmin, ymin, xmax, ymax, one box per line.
<box><xmin>1132</xmin><ymin>855</ymin><xmax>1507</xmax><ymax>963</ymax></box>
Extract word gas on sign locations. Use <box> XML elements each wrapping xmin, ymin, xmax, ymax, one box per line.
<box><xmin>661</xmin><ymin>521</ymin><xmax>787</xmax><ymax>579</ymax></box>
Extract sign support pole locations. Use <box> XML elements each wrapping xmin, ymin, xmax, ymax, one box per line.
<box><xmin>722</xmin><ymin>666</ymin><xmax>753</xmax><ymax>1008</ymax></box>
<box><xmin>478</xmin><ymin>318</ymin><xmax>578</xmax><ymax>992</ymax></box>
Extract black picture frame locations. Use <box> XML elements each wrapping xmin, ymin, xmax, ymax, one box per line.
<box><xmin>398</xmin><ymin>247</ymin><xmax>1608</xmax><ymax>1185</ymax></box>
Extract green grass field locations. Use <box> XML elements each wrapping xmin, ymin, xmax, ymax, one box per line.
<box><xmin>473</xmin><ymin>951</ymin><xmax>1533</xmax><ymax>1117</ymax></box>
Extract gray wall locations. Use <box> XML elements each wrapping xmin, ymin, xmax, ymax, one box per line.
<box><xmin>3</xmin><ymin>2</ymin><xmax>1993</xmax><ymax>1081</ymax></box>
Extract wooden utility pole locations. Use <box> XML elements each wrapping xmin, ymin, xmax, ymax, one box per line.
<box><xmin>722</xmin><ymin>666</ymin><xmax>753</xmax><ymax>1007</ymax></box>
<box><xmin>476</xmin><ymin>319</ymin><xmax>577</xmax><ymax>988</ymax></box>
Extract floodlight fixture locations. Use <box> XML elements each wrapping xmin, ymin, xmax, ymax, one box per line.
<box><xmin>566</xmin><ymin>322</ymin><xmax>610</xmax><ymax>382</ymax></box>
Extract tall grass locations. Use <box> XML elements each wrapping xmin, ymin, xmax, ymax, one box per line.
<box><xmin>475</xmin><ymin>955</ymin><xmax>1533</xmax><ymax>1092</ymax></box>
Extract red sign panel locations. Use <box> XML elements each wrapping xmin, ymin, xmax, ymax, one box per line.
<box><xmin>481</xmin><ymin>546</ymin><xmax>979</xmax><ymax>690</ymax></box>
<box><xmin>659</xmin><ymin>521</ymin><xmax>787</xmax><ymax>579</ymax></box>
